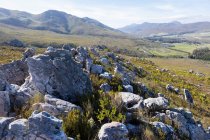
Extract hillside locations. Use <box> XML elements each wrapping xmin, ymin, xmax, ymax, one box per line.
<box><xmin>119</xmin><ymin>21</ymin><xmax>210</xmax><ymax>37</ymax></box>
<box><xmin>0</xmin><ymin>8</ymin><xmax>123</xmax><ymax>37</ymax></box>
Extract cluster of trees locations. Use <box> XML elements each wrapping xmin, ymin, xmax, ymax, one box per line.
<box><xmin>189</xmin><ymin>47</ymin><xmax>210</xmax><ymax>60</ymax></box>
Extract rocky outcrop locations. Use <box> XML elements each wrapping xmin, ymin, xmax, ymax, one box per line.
<box><xmin>1</xmin><ymin>111</ymin><xmax>68</xmax><ymax>140</ymax></box>
<box><xmin>28</xmin><ymin>111</ymin><xmax>67</xmax><ymax>140</ymax></box>
<box><xmin>0</xmin><ymin>60</ymin><xmax>28</xmax><ymax>85</ymax></box>
<box><xmin>19</xmin><ymin>49</ymin><xmax>92</xmax><ymax>102</ymax></box>
<box><xmin>98</xmin><ymin>122</ymin><xmax>129</xmax><ymax>140</ymax></box>
<box><xmin>32</xmin><ymin>95</ymin><xmax>82</xmax><ymax>117</ymax></box>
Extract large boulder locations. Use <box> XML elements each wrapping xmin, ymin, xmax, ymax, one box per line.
<box><xmin>118</xmin><ymin>92</ymin><xmax>143</xmax><ymax>109</ymax></box>
<box><xmin>28</xmin><ymin>111</ymin><xmax>67</xmax><ymax>140</ymax></box>
<box><xmin>19</xmin><ymin>49</ymin><xmax>92</xmax><ymax>102</ymax></box>
<box><xmin>98</xmin><ymin>122</ymin><xmax>129</xmax><ymax>140</ymax></box>
<box><xmin>143</xmin><ymin>97</ymin><xmax>169</xmax><ymax>111</ymax></box>
<box><xmin>1</xmin><ymin>111</ymin><xmax>68</xmax><ymax>140</ymax></box>
<box><xmin>0</xmin><ymin>60</ymin><xmax>28</xmax><ymax>85</ymax></box>
<box><xmin>0</xmin><ymin>91</ymin><xmax>10</xmax><ymax>117</ymax></box>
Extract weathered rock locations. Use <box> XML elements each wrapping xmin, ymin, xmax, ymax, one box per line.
<box><xmin>100</xmin><ymin>83</ymin><xmax>111</xmax><ymax>93</ymax></box>
<box><xmin>0</xmin><ymin>117</ymin><xmax>14</xmax><ymax>138</ymax></box>
<box><xmin>184</xmin><ymin>89</ymin><xmax>193</xmax><ymax>104</ymax></box>
<box><xmin>98</xmin><ymin>122</ymin><xmax>129</xmax><ymax>140</ymax></box>
<box><xmin>100</xmin><ymin>72</ymin><xmax>112</xmax><ymax>80</ymax></box>
<box><xmin>33</xmin><ymin>94</ymin><xmax>82</xmax><ymax>116</ymax></box>
<box><xmin>152</xmin><ymin>122</ymin><xmax>174</xmax><ymax>139</ymax></box>
<box><xmin>0</xmin><ymin>91</ymin><xmax>10</xmax><ymax>116</ymax></box>
<box><xmin>165</xmin><ymin>110</ymin><xmax>190</xmax><ymax>138</ymax></box>
<box><xmin>7</xmin><ymin>119</ymin><xmax>28</xmax><ymax>139</ymax></box>
<box><xmin>19</xmin><ymin>49</ymin><xmax>92</xmax><ymax>102</ymax></box>
<box><xmin>123</xmin><ymin>85</ymin><xmax>133</xmax><ymax>93</ymax></box>
<box><xmin>118</xmin><ymin>92</ymin><xmax>143</xmax><ymax>108</ymax></box>
<box><xmin>100</xmin><ymin>57</ymin><xmax>109</xmax><ymax>65</ymax></box>
<box><xmin>0</xmin><ymin>60</ymin><xmax>28</xmax><ymax>85</ymax></box>
<box><xmin>32</xmin><ymin>103</ymin><xmax>60</xmax><ymax>117</ymax></box>
<box><xmin>91</xmin><ymin>64</ymin><xmax>104</xmax><ymax>74</ymax></box>
<box><xmin>143</xmin><ymin>97</ymin><xmax>169</xmax><ymax>111</ymax></box>
<box><xmin>28</xmin><ymin>111</ymin><xmax>67</xmax><ymax>140</ymax></box>
<box><xmin>22</xmin><ymin>48</ymin><xmax>35</xmax><ymax>61</ymax></box>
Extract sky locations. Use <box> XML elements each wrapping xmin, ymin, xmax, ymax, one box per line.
<box><xmin>0</xmin><ymin>0</ymin><xmax>210</xmax><ymax>28</ymax></box>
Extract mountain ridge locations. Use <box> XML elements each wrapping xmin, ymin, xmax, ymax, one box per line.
<box><xmin>119</xmin><ymin>21</ymin><xmax>210</xmax><ymax>37</ymax></box>
<box><xmin>0</xmin><ymin>7</ymin><xmax>124</xmax><ymax>37</ymax></box>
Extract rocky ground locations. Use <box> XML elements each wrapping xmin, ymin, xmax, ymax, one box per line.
<box><xmin>0</xmin><ymin>45</ymin><xmax>210</xmax><ymax>140</ymax></box>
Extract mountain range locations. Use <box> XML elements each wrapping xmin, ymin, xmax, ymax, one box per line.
<box><xmin>1</xmin><ymin>7</ymin><xmax>210</xmax><ymax>41</ymax></box>
<box><xmin>0</xmin><ymin>8</ymin><xmax>123</xmax><ymax>37</ymax></box>
<box><xmin>119</xmin><ymin>21</ymin><xmax>210</xmax><ymax>37</ymax></box>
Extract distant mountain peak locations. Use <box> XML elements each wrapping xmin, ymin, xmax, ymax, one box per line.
<box><xmin>119</xmin><ymin>21</ymin><xmax>210</xmax><ymax>36</ymax></box>
<box><xmin>0</xmin><ymin>7</ymin><xmax>123</xmax><ymax>36</ymax></box>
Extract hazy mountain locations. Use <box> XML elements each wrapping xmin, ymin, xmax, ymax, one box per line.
<box><xmin>0</xmin><ymin>8</ymin><xmax>123</xmax><ymax>36</ymax></box>
<box><xmin>119</xmin><ymin>21</ymin><xmax>210</xmax><ymax>36</ymax></box>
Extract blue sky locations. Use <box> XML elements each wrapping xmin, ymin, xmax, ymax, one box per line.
<box><xmin>0</xmin><ymin>0</ymin><xmax>210</xmax><ymax>28</ymax></box>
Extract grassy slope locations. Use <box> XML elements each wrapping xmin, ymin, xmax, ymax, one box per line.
<box><xmin>0</xmin><ymin>24</ymin><xmax>145</xmax><ymax>50</ymax></box>
<box><xmin>125</xmin><ymin>57</ymin><xmax>210</xmax><ymax>128</ymax></box>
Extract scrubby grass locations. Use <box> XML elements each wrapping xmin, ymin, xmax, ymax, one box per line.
<box><xmin>148</xmin><ymin>58</ymin><xmax>210</xmax><ymax>77</ymax></box>
<box><xmin>0</xmin><ymin>46</ymin><xmax>45</xmax><ymax>64</ymax></box>
<box><xmin>123</xmin><ymin>56</ymin><xmax>210</xmax><ymax>128</ymax></box>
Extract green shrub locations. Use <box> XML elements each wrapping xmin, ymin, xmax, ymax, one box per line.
<box><xmin>62</xmin><ymin>110</ymin><xmax>96</xmax><ymax>140</ymax></box>
<box><xmin>96</xmin><ymin>94</ymin><xmax>125</xmax><ymax>123</ymax></box>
